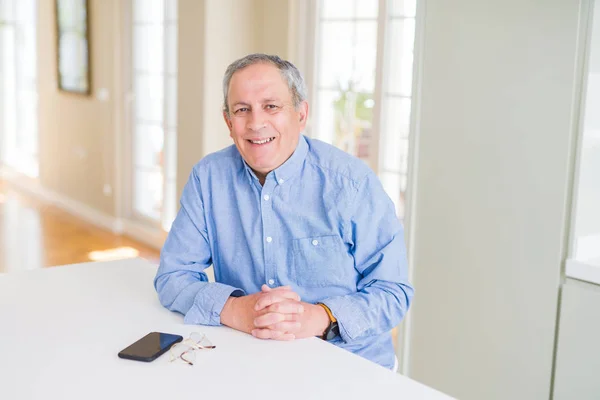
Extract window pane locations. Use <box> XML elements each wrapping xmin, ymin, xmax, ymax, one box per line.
<box><xmin>0</xmin><ymin>0</ymin><xmax>15</xmax><ymax>19</ymax></box>
<box><xmin>383</xmin><ymin>96</ymin><xmax>411</xmax><ymax>135</ymax></box>
<box><xmin>381</xmin><ymin>134</ymin><xmax>409</xmax><ymax>174</ymax></box>
<box><xmin>356</xmin><ymin>0</ymin><xmax>378</xmax><ymax>19</ymax></box>
<box><xmin>133</xmin><ymin>0</ymin><xmax>164</xmax><ymax>23</ymax></box>
<box><xmin>16</xmin><ymin>92</ymin><xmax>37</xmax><ymax>151</ymax></box>
<box><xmin>133</xmin><ymin>24</ymin><xmax>164</xmax><ymax>73</ymax></box>
<box><xmin>389</xmin><ymin>0</ymin><xmax>416</xmax><ymax>17</ymax></box>
<box><xmin>1</xmin><ymin>25</ymin><xmax>17</xmax><ymax>166</ymax></box>
<box><xmin>134</xmin><ymin>169</ymin><xmax>163</xmax><ymax>220</ymax></box>
<box><xmin>318</xmin><ymin>21</ymin><xmax>354</xmax><ymax>89</ymax></box>
<box><xmin>134</xmin><ymin>74</ymin><xmax>164</xmax><ymax>123</ymax></box>
<box><xmin>18</xmin><ymin>27</ymin><xmax>36</xmax><ymax>87</ymax></box>
<box><xmin>387</xmin><ymin>18</ymin><xmax>415</xmax><ymax>96</ymax></box>
<box><xmin>14</xmin><ymin>0</ymin><xmax>35</xmax><ymax>22</ymax></box>
<box><xmin>314</xmin><ymin>89</ymin><xmax>338</xmax><ymax>144</ymax></box>
<box><xmin>1</xmin><ymin>0</ymin><xmax>38</xmax><ymax>177</ymax></box>
<box><xmin>380</xmin><ymin>171</ymin><xmax>405</xmax><ymax>218</ymax></box>
<box><xmin>331</xmin><ymin>90</ymin><xmax>374</xmax><ymax>161</ymax></box>
<box><xmin>321</xmin><ymin>0</ymin><xmax>355</xmax><ymax>19</ymax></box>
<box><xmin>134</xmin><ymin>123</ymin><xmax>164</xmax><ymax>169</ymax></box>
<box><xmin>381</xmin><ymin>96</ymin><xmax>411</xmax><ymax>175</ymax></box>
<box><xmin>353</xmin><ymin>21</ymin><xmax>378</xmax><ymax>92</ymax></box>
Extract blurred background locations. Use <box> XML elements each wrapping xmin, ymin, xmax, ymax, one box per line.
<box><xmin>1</xmin><ymin>0</ymin><xmax>599</xmax><ymax>399</ymax></box>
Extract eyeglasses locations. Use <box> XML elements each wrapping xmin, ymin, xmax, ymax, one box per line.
<box><xmin>169</xmin><ymin>332</ymin><xmax>215</xmax><ymax>366</ymax></box>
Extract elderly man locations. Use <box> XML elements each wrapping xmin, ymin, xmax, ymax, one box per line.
<box><xmin>154</xmin><ymin>53</ymin><xmax>414</xmax><ymax>370</ymax></box>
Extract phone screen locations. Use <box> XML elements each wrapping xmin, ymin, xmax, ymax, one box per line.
<box><xmin>118</xmin><ymin>332</ymin><xmax>183</xmax><ymax>362</ymax></box>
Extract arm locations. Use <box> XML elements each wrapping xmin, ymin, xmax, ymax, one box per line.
<box><xmin>320</xmin><ymin>172</ymin><xmax>414</xmax><ymax>343</ymax></box>
<box><xmin>154</xmin><ymin>167</ymin><xmax>245</xmax><ymax>326</ymax></box>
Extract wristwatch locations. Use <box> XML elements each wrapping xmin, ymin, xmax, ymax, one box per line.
<box><xmin>316</xmin><ymin>303</ymin><xmax>339</xmax><ymax>341</ymax></box>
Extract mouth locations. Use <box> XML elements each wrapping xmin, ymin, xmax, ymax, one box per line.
<box><xmin>247</xmin><ymin>137</ymin><xmax>275</xmax><ymax>145</ymax></box>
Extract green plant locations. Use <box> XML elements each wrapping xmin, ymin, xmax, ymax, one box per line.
<box><xmin>331</xmin><ymin>81</ymin><xmax>374</xmax><ymax>157</ymax></box>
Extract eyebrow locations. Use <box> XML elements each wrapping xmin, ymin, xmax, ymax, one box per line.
<box><xmin>231</xmin><ymin>98</ymin><xmax>282</xmax><ymax>109</ymax></box>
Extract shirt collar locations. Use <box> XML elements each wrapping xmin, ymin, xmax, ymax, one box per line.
<box><xmin>241</xmin><ymin>134</ymin><xmax>309</xmax><ymax>185</ymax></box>
<box><xmin>273</xmin><ymin>134</ymin><xmax>308</xmax><ymax>184</ymax></box>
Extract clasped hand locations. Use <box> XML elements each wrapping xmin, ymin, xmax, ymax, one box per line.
<box><xmin>221</xmin><ymin>285</ymin><xmax>329</xmax><ymax>341</ymax></box>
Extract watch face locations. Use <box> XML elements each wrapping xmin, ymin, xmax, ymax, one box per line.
<box><xmin>325</xmin><ymin>322</ymin><xmax>339</xmax><ymax>340</ymax></box>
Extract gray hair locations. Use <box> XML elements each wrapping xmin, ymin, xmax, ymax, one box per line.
<box><xmin>222</xmin><ymin>53</ymin><xmax>307</xmax><ymax>116</ymax></box>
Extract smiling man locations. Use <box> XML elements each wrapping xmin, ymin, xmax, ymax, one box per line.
<box><xmin>154</xmin><ymin>54</ymin><xmax>414</xmax><ymax>370</ymax></box>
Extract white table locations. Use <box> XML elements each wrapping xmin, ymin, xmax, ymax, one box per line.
<box><xmin>0</xmin><ymin>258</ymin><xmax>453</xmax><ymax>399</ymax></box>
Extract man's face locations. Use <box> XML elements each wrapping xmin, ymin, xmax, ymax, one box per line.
<box><xmin>224</xmin><ymin>63</ymin><xmax>308</xmax><ymax>179</ymax></box>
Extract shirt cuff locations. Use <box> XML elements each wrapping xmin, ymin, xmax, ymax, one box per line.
<box><xmin>321</xmin><ymin>296</ymin><xmax>369</xmax><ymax>342</ymax></box>
<box><xmin>183</xmin><ymin>282</ymin><xmax>245</xmax><ymax>326</ymax></box>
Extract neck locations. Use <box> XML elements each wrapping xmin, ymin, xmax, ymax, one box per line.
<box><xmin>253</xmin><ymin>170</ymin><xmax>267</xmax><ymax>186</ymax></box>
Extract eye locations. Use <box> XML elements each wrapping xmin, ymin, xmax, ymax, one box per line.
<box><xmin>265</xmin><ymin>104</ymin><xmax>278</xmax><ymax>110</ymax></box>
<box><xmin>234</xmin><ymin>107</ymin><xmax>249</xmax><ymax>114</ymax></box>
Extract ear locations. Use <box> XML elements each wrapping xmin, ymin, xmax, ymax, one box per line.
<box><xmin>223</xmin><ymin>111</ymin><xmax>233</xmax><ymax>135</ymax></box>
<box><xmin>298</xmin><ymin>101</ymin><xmax>309</xmax><ymax>129</ymax></box>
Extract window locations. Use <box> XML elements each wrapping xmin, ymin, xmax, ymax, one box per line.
<box><xmin>131</xmin><ymin>0</ymin><xmax>178</xmax><ymax>231</ymax></box>
<box><xmin>0</xmin><ymin>0</ymin><xmax>38</xmax><ymax>178</ymax></box>
<box><xmin>310</xmin><ymin>0</ymin><xmax>417</xmax><ymax>219</ymax></box>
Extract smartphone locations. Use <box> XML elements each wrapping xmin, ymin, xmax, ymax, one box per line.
<box><xmin>118</xmin><ymin>332</ymin><xmax>183</xmax><ymax>362</ymax></box>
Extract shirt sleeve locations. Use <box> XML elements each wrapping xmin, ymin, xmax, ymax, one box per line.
<box><xmin>321</xmin><ymin>172</ymin><xmax>414</xmax><ymax>342</ymax></box>
<box><xmin>154</xmin><ymin>167</ymin><xmax>244</xmax><ymax>326</ymax></box>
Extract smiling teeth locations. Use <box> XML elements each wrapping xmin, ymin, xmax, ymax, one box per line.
<box><xmin>250</xmin><ymin>138</ymin><xmax>274</xmax><ymax>144</ymax></box>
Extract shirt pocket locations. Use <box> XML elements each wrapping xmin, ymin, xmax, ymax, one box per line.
<box><xmin>291</xmin><ymin>235</ymin><xmax>347</xmax><ymax>287</ymax></box>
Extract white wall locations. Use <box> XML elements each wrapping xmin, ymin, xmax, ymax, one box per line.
<box><xmin>202</xmin><ymin>0</ymin><xmax>258</xmax><ymax>158</ymax></box>
<box><xmin>177</xmin><ymin>0</ymin><xmax>207</xmax><ymax>198</ymax></box>
<box><xmin>37</xmin><ymin>0</ymin><xmax>121</xmax><ymax>217</ymax></box>
<box><xmin>177</xmin><ymin>0</ymin><xmax>257</xmax><ymax>197</ymax></box>
<box><xmin>407</xmin><ymin>0</ymin><xmax>585</xmax><ymax>399</ymax></box>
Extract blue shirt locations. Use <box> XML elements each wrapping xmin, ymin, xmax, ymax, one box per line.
<box><xmin>155</xmin><ymin>135</ymin><xmax>414</xmax><ymax>369</ymax></box>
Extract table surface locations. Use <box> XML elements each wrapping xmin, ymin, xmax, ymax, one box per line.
<box><xmin>0</xmin><ymin>258</ymin><xmax>453</xmax><ymax>400</ymax></box>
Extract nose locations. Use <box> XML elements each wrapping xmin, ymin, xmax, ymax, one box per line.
<box><xmin>246</xmin><ymin>109</ymin><xmax>266</xmax><ymax>132</ymax></box>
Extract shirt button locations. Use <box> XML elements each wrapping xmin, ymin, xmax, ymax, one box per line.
<box><xmin>266</xmin><ymin>236</ymin><xmax>272</xmax><ymax>243</ymax></box>
<box><xmin>278</xmin><ymin>179</ymin><xmax>284</xmax><ymax>184</ymax></box>
<box><xmin>268</xmin><ymin>279</ymin><xmax>275</xmax><ymax>285</ymax></box>
<box><xmin>263</xmin><ymin>194</ymin><xmax>270</xmax><ymax>201</ymax></box>
<box><xmin>312</xmin><ymin>239</ymin><xmax>318</xmax><ymax>246</ymax></box>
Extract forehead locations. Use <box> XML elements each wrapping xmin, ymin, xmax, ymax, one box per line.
<box><xmin>228</xmin><ymin>63</ymin><xmax>291</xmax><ymax>102</ymax></box>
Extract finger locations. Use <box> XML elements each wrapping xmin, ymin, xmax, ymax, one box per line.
<box><xmin>252</xmin><ymin>329</ymin><xmax>295</xmax><ymax>341</ymax></box>
<box><xmin>274</xmin><ymin>333</ymin><xmax>296</xmax><ymax>341</ymax></box>
<box><xmin>265</xmin><ymin>301</ymin><xmax>304</xmax><ymax>315</ymax></box>
<box><xmin>254</xmin><ymin>291</ymin><xmax>301</xmax><ymax>311</ymax></box>
<box><xmin>251</xmin><ymin>328</ymin><xmax>280</xmax><ymax>339</ymax></box>
<box><xmin>267</xmin><ymin>321</ymin><xmax>301</xmax><ymax>332</ymax></box>
<box><xmin>254</xmin><ymin>312</ymin><xmax>287</xmax><ymax>327</ymax></box>
<box><xmin>251</xmin><ymin>328</ymin><xmax>284</xmax><ymax>339</ymax></box>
